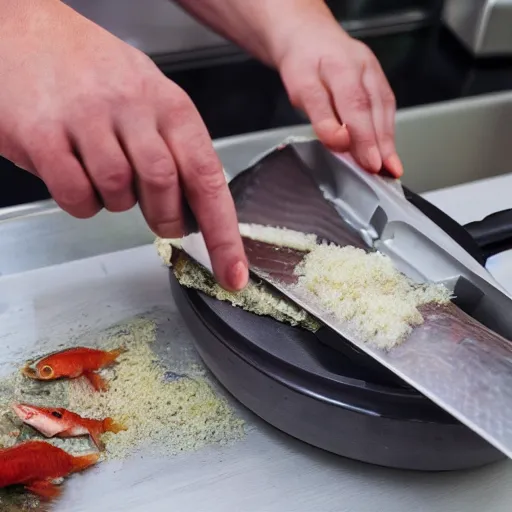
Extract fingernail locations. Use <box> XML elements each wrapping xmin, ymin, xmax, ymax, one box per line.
<box><xmin>229</xmin><ymin>260</ymin><xmax>248</xmax><ymax>291</ymax></box>
<box><xmin>384</xmin><ymin>153</ymin><xmax>404</xmax><ymax>178</ymax></box>
<box><xmin>367</xmin><ymin>147</ymin><xmax>382</xmax><ymax>173</ymax></box>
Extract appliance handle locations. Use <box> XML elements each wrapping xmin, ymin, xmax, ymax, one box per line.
<box><xmin>401</xmin><ymin>185</ymin><xmax>487</xmax><ymax>265</ymax></box>
<box><xmin>464</xmin><ymin>209</ymin><xmax>512</xmax><ymax>258</ymax></box>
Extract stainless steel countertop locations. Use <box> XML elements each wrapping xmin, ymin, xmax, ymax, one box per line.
<box><xmin>1</xmin><ymin>244</ymin><xmax>510</xmax><ymax>512</ymax></box>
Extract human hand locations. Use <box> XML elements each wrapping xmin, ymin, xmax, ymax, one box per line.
<box><xmin>276</xmin><ymin>20</ymin><xmax>403</xmax><ymax>178</ymax></box>
<box><xmin>0</xmin><ymin>0</ymin><xmax>248</xmax><ymax>290</ymax></box>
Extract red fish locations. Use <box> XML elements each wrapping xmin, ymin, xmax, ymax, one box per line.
<box><xmin>22</xmin><ymin>346</ymin><xmax>126</xmax><ymax>391</ymax></box>
<box><xmin>0</xmin><ymin>440</ymin><xmax>99</xmax><ymax>500</ymax></box>
<box><xmin>12</xmin><ymin>404</ymin><xmax>127</xmax><ymax>451</ymax></box>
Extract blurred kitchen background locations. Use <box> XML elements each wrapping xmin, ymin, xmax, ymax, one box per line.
<box><xmin>2</xmin><ymin>0</ymin><xmax>511</xmax><ymax>208</ymax></box>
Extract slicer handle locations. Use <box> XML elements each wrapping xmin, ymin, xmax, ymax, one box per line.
<box><xmin>401</xmin><ymin>185</ymin><xmax>486</xmax><ymax>266</ymax></box>
<box><xmin>465</xmin><ymin>209</ymin><xmax>512</xmax><ymax>258</ymax></box>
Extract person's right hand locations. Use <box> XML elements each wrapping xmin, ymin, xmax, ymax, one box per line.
<box><xmin>0</xmin><ymin>0</ymin><xmax>248</xmax><ymax>291</ymax></box>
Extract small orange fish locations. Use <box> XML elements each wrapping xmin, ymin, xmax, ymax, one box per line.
<box><xmin>12</xmin><ymin>404</ymin><xmax>127</xmax><ymax>451</ymax></box>
<box><xmin>0</xmin><ymin>440</ymin><xmax>99</xmax><ymax>500</ymax></box>
<box><xmin>22</xmin><ymin>346</ymin><xmax>126</xmax><ymax>391</ymax></box>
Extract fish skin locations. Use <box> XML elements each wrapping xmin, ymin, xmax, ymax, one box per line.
<box><xmin>0</xmin><ymin>440</ymin><xmax>99</xmax><ymax>500</ymax></box>
<box><xmin>12</xmin><ymin>404</ymin><xmax>127</xmax><ymax>451</ymax></box>
<box><xmin>22</xmin><ymin>346</ymin><xmax>126</xmax><ymax>391</ymax></box>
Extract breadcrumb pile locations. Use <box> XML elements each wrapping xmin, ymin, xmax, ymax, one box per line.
<box><xmin>172</xmin><ymin>252</ymin><xmax>320</xmax><ymax>331</ymax></box>
<box><xmin>0</xmin><ymin>317</ymin><xmax>246</xmax><ymax>510</ymax></box>
<box><xmin>294</xmin><ymin>244</ymin><xmax>452</xmax><ymax>349</ymax></box>
<box><xmin>155</xmin><ymin>231</ymin><xmax>321</xmax><ymax>331</ymax></box>
<box><xmin>157</xmin><ymin>223</ymin><xmax>453</xmax><ymax>349</ymax></box>
<box><xmin>67</xmin><ymin>319</ymin><xmax>245</xmax><ymax>459</ymax></box>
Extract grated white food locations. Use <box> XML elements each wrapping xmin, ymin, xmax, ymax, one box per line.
<box><xmin>67</xmin><ymin>319</ymin><xmax>245</xmax><ymax>460</ymax></box>
<box><xmin>154</xmin><ymin>237</ymin><xmax>181</xmax><ymax>266</ymax></box>
<box><xmin>171</xmin><ymin>252</ymin><xmax>320</xmax><ymax>331</ymax></box>
<box><xmin>156</xmin><ymin>223</ymin><xmax>452</xmax><ymax>349</ymax></box>
<box><xmin>294</xmin><ymin>243</ymin><xmax>452</xmax><ymax>349</ymax></box>
<box><xmin>238</xmin><ymin>223</ymin><xmax>318</xmax><ymax>251</ymax></box>
<box><xmin>154</xmin><ymin>231</ymin><xmax>321</xmax><ymax>331</ymax></box>
<box><xmin>154</xmin><ymin>224</ymin><xmax>317</xmax><ymax>268</ymax></box>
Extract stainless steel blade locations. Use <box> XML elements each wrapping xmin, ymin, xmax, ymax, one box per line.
<box><xmin>181</xmin><ymin>139</ymin><xmax>512</xmax><ymax>458</ymax></box>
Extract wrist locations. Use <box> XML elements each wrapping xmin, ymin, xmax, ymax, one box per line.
<box><xmin>262</xmin><ymin>1</ymin><xmax>345</xmax><ymax>68</ymax></box>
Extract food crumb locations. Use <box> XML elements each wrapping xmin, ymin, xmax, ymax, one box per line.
<box><xmin>294</xmin><ymin>243</ymin><xmax>452</xmax><ymax>349</ymax></box>
<box><xmin>0</xmin><ymin>316</ymin><xmax>245</xmax><ymax>509</ymax></box>
<box><xmin>67</xmin><ymin>318</ymin><xmax>245</xmax><ymax>459</ymax></box>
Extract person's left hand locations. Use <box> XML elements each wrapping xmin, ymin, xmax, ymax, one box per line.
<box><xmin>276</xmin><ymin>22</ymin><xmax>403</xmax><ymax>178</ymax></box>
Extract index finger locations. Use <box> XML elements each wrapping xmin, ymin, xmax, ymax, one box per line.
<box><xmin>320</xmin><ymin>59</ymin><xmax>381</xmax><ymax>173</ymax></box>
<box><xmin>158</xmin><ymin>87</ymin><xmax>248</xmax><ymax>291</ymax></box>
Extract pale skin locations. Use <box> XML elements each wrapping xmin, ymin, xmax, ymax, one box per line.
<box><xmin>0</xmin><ymin>0</ymin><xmax>402</xmax><ymax>291</ymax></box>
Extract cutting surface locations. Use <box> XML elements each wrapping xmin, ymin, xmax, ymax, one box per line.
<box><xmin>0</xmin><ymin>242</ymin><xmax>511</xmax><ymax>511</ymax></box>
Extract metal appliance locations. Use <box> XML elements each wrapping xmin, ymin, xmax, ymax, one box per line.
<box><xmin>442</xmin><ymin>0</ymin><xmax>512</xmax><ymax>57</ymax></box>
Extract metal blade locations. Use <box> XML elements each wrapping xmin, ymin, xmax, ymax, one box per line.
<box><xmin>181</xmin><ymin>139</ymin><xmax>512</xmax><ymax>458</ymax></box>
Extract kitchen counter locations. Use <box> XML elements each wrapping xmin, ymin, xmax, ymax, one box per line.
<box><xmin>1</xmin><ymin>135</ymin><xmax>512</xmax><ymax>511</ymax></box>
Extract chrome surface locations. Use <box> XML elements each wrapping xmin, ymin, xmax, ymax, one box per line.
<box><xmin>442</xmin><ymin>0</ymin><xmax>512</xmax><ymax>57</ymax></box>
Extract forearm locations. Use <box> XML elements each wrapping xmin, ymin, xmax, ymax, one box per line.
<box><xmin>175</xmin><ymin>0</ymin><xmax>337</xmax><ymax>67</ymax></box>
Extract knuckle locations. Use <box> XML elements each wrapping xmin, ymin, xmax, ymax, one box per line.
<box><xmin>138</xmin><ymin>155</ymin><xmax>177</xmax><ymax>188</ymax></box>
<box><xmin>67</xmin><ymin>95</ymin><xmax>105</xmax><ymax>122</ymax></box>
<box><xmin>75</xmin><ymin>83</ymin><xmax>144</xmax><ymax>112</ymax></box>
<box><xmin>196</xmin><ymin>174</ymin><xmax>226</xmax><ymax>201</ymax></box>
<box><xmin>168</xmin><ymin>90</ymin><xmax>195</xmax><ymax>121</ymax></box>
<box><xmin>22</xmin><ymin>122</ymin><xmax>100</xmax><ymax>217</ymax></box>
<box><xmin>359</xmin><ymin>42</ymin><xmax>372</xmax><ymax>54</ymax></box>
<box><xmin>347</xmin><ymin>90</ymin><xmax>372</xmax><ymax>113</ymax></box>
<box><xmin>354</xmin><ymin>40</ymin><xmax>373</xmax><ymax>58</ymax></box>
<box><xmin>115</xmin><ymin>80</ymin><xmax>145</xmax><ymax>104</ymax></box>
<box><xmin>131</xmin><ymin>49</ymin><xmax>155</xmax><ymax>70</ymax></box>
<box><xmin>96</xmin><ymin>162</ymin><xmax>132</xmax><ymax>194</ymax></box>
<box><xmin>52</xmin><ymin>180</ymin><xmax>94</xmax><ymax>209</ymax></box>
<box><xmin>187</xmin><ymin>159</ymin><xmax>225</xmax><ymax>196</ymax></box>
<box><xmin>290</xmin><ymin>81</ymin><xmax>321</xmax><ymax>107</ymax></box>
<box><xmin>206</xmin><ymin>239</ymin><xmax>236</xmax><ymax>259</ymax></box>
<box><xmin>353</xmin><ymin>132</ymin><xmax>378</xmax><ymax>148</ymax></box>
<box><xmin>320</xmin><ymin>55</ymin><xmax>352</xmax><ymax>77</ymax></box>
